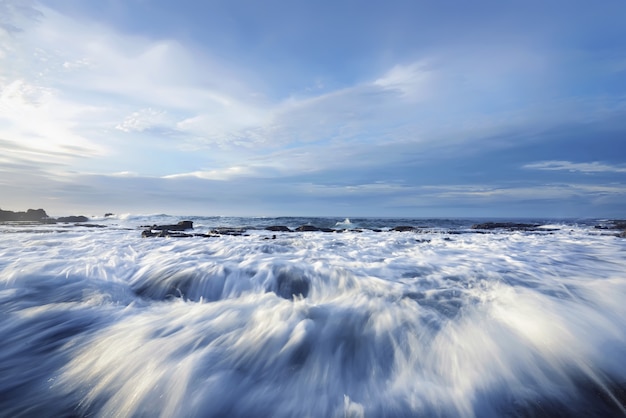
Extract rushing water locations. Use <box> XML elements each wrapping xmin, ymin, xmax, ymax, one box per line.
<box><xmin>1</xmin><ymin>215</ymin><xmax>625</xmax><ymax>417</ymax></box>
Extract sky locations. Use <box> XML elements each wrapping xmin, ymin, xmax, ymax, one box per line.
<box><xmin>1</xmin><ymin>0</ymin><xmax>625</xmax><ymax>218</ymax></box>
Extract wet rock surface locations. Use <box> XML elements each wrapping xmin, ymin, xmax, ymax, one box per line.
<box><xmin>142</xmin><ymin>221</ymin><xmax>196</xmax><ymax>238</ymax></box>
<box><xmin>265</xmin><ymin>225</ymin><xmax>292</xmax><ymax>232</ymax></box>
<box><xmin>57</xmin><ymin>216</ymin><xmax>90</xmax><ymax>223</ymax></box>
<box><xmin>471</xmin><ymin>222</ymin><xmax>542</xmax><ymax>231</ymax></box>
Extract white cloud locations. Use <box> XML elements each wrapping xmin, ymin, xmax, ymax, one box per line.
<box><xmin>116</xmin><ymin>108</ymin><xmax>169</xmax><ymax>133</ymax></box>
<box><xmin>162</xmin><ymin>166</ymin><xmax>257</xmax><ymax>181</ymax></box>
<box><xmin>373</xmin><ymin>61</ymin><xmax>434</xmax><ymax>100</ymax></box>
<box><xmin>62</xmin><ymin>58</ymin><xmax>93</xmax><ymax>70</ymax></box>
<box><xmin>0</xmin><ymin>78</ymin><xmax>104</xmax><ymax>158</ymax></box>
<box><xmin>524</xmin><ymin>161</ymin><xmax>626</xmax><ymax>173</ymax></box>
<box><xmin>110</xmin><ymin>171</ymin><xmax>139</xmax><ymax>177</ymax></box>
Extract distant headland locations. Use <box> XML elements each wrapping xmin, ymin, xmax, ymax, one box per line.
<box><xmin>0</xmin><ymin>208</ymin><xmax>96</xmax><ymax>223</ymax></box>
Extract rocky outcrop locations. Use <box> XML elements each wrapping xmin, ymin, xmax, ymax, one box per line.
<box><xmin>0</xmin><ymin>208</ymin><xmax>95</xmax><ymax>224</ymax></box>
<box><xmin>265</xmin><ymin>225</ymin><xmax>292</xmax><ymax>232</ymax></box>
<box><xmin>0</xmin><ymin>208</ymin><xmax>51</xmax><ymax>222</ymax></box>
<box><xmin>152</xmin><ymin>220</ymin><xmax>194</xmax><ymax>231</ymax></box>
<box><xmin>142</xmin><ymin>221</ymin><xmax>194</xmax><ymax>238</ymax></box>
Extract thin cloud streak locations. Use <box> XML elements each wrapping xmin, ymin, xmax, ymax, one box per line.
<box><xmin>524</xmin><ymin>161</ymin><xmax>626</xmax><ymax>174</ymax></box>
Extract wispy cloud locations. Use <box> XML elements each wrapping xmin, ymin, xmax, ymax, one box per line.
<box><xmin>1</xmin><ymin>1</ymin><xmax>625</xmax><ymax>216</ymax></box>
<box><xmin>373</xmin><ymin>61</ymin><xmax>434</xmax><ymax>101</ymax></box>
<box><xmin>524</xmin><ymin>161</ymin><xmax>626</xmax><ymax>174</ymax></box>
<box><xmin>417</xmin><ymin>183</ymin><xmax>626</xmax><ymax>200</ymax></box>
<box><xmin>162</xmin><ymin>166</ymin><xmax>259</xmax><ymax>181</ymax></box>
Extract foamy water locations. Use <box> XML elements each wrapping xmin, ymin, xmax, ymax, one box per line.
<box><xmin>1</xmin><ymin>217</ymin><xmax>625</xmax><ymax>417</ymax></box>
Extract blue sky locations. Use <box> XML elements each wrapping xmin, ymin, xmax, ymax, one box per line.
<box><xmin>1</xmin><ymin>0</ymin><xmax>625</xmax><ymax>217</ymax></box>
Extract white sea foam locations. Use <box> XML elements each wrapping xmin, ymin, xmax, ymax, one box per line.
<box><xmin>0</xmin><ymin>220</ymin><xmax>625</xmax><ymax>417</ymax></box>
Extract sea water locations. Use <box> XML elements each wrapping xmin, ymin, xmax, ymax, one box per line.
<box><xmin>0</xmin><ymin>216</ymin><xmax>625</xmax><ymax>417</ymax></box>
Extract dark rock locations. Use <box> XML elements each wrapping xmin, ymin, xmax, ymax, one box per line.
<box><xmin>210</xmin><ymin>227</ymin><xmax>247</xmax><ymax>236</ymax></box>
<box><xmin>599</xmin><ymin>220</ymin><xmax>626</xmax><ymax>230</ymax></box>
<box><xmin>265</xmin><ymin>225</ymin><xmax>292</xmax><ymax>232</ymax></box>
<box><xmin>165</xmin><ymin>232</ymin><xmax>193</xmax><ymax>238</ymax></box>
<box><xmin>615</xmin><ymin>222</ymin><xmax>626</xmax><ymax>230</ymax></box>
<box><xmin>75</xmin><ymin>223</ymin><xmax>106</xmax><ymax>228</ymax></box>
<box><xmin>142</xmin><ymin>220</ymin><xmax>194</xmax><ymax>237</ymax></box>
<box><xmin>152</xmin><ymin>220</ymin><xmax>194</xmax><ymax>231</ymax></box>
<box><xmin>471</xmin><ymin>222</ymin><xmax>541</xmax><ymax>231</ymax></box>
<box><xmin>104</xmin><ymin>213</ymin><xmax>114</xmax><ymax>217</ymax></box>
<box><xmin>142</xmin><ymin>229</ymin><xmax>193</xmax><ymax>238</ymax></box>
<box><xmin>293</xmin><ymin>225</ymin><xmax>335</xmax><ymax>232</ymax></box>
<box><xmin>392</xmin><ymin>226</ymin><xmax>416</xmax><ymax>232</ymax></box>
<box><xmin>57</xmin><ymin>216</ymin><xmax>89</xmax><ymax>223</ymax></box>
<box><xmin>295</xmin><ymin>225</ymin><xmax>321</xmax><ymax>232</ymax></box>
<box><xmin>194</xmin><ymin>233</ymin><xmax>219</xmax><ymax>238</ymax></box>
<box><xmin>619</xmin><ymin>231</ymin><xmax>626</xmax><ymax>238</ymax></box>
<box><xmin>26</xmin><ymin>209</ymin><xmax>49</xmax><ymax>221</ymax></box>
<box><xmin>0</xmin><ymin>208</ymin><xmax>51</xmax><ymax>222</ymax></box>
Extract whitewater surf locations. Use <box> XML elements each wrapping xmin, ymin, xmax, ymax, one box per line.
<box><xmin>1</xmin><ymin>216</ymin><xmax>625</xmax><ymax>417</ymax></box>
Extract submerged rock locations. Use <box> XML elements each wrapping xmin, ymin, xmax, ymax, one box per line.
<box><xmin>210</xmin><ymin>227</ymin><xmax>247</xmax><ymax>236</ymax></box>
<box><xmin>471</xmin><ymin>222</ymin><xmax>541</xmax><ymax>231</ymax></box>
<box><xmin>75</xmin><ymin>223</ymin><xmax>106</xmax><ymax>228</ymax></box>
<box><xmin>57</xmin><ymin>216</ymin><xmax>89</xmax><ymax>223</ymax></box>
<box><xmin>295</xmin><ymin>225</ymin><xmax>336</xmax><ymax>232</ymax></box>
<box><xmin>392</xmin><ymin>226</ymin><xmax>417</xmax><ymax>232</ymax></box>
<box><xmin>274</xmin><ymin>269</ymin><xmax>310</xmax><ymax>299</ymax></box>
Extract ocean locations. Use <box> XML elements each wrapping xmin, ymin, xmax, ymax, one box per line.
<box><xmin>1</xmin><ymin>215</ymin><xmax>625</xmax><ymax>417</ymax></box>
